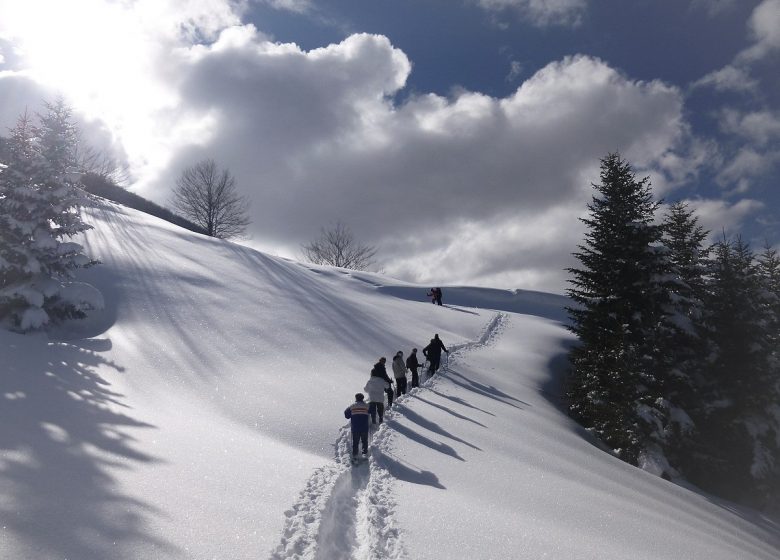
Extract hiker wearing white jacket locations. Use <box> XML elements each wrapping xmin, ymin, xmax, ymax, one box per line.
<box><xmin>392</xmin><ymin>351</ymin><xmax>408</xmax><ymax>397</ymax></box>
<box><xmin>364</xmin><ymin>376</ymin><xmax>390</xmax><ymax>424</ymax></box>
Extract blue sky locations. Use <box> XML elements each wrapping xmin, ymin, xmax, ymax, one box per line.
<box><xmin>0</xmin><ymin>0</ymin><xmax>778</xmax><ymax>291</ymax></box>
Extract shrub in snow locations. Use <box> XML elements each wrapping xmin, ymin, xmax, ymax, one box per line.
<box><xmin>0</xmin><ymin>106</ymin><xmax>103</xmax><ymax>332</ymax></box>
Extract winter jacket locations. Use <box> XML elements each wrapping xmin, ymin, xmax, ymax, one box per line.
<box><xmin>364</xmin><ymin>376</ymin><xmax>390</xmax><ymax>403</ymax></box>
<box><xmin>344</xmin><ymin>401</ymin><xmax>370</xmax><ymax>433</ymax></box>
<box><xmin>423</xmin><ymin>336</ymin><xmax>448</xmax><ymax>359</ymax></box>
<box><xmin>392</xmin><ymin>355</ymin><xmax>407</xmax><ymax>379</ymax></box>
<box><xmin>406</xmin><ymin>353</ymin><xmax>419</xmax><ymax>370</ymax></box>
<box><xmin>371</xmin><ymin>361</ymin><xmax>393</xmax><ymax>384</ymax></box>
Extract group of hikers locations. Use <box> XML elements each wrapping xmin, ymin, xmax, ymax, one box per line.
<box><xmin>344</xmin><ymin>333</ymin><xmax>449</xmax><ymax>460</ymax></box>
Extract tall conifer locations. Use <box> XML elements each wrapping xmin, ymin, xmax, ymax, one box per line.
<box><xmin>567</xmin><ymin>153</ymin><xmax>668</xmax><ymax>465</ymax></box>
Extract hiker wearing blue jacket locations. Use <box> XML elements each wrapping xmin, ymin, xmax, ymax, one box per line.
<box><xmin>344</xmin><ymin>393</ymin><xmax>370</xmax><ymax>459</ymax></box>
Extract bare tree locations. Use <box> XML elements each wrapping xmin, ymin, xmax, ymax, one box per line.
<box><xmin>170</xmin><ymin>159</ymin><xmax>250</xmax><ymax>239</ymax></box>
<box><xmin>302</xmin><ymin>221</ymin><xmax>378</xmax><ymax>270</ymax></box>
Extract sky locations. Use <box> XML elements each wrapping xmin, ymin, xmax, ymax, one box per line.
<box><xmin>0</xmin><ymin>0</ymin><xmax>778</xmax><ymax>293</ymax></box>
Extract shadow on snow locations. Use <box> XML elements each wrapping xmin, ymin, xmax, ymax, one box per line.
<box><xmin>0</xmin><ymin>333</ymin><xmax>173</xmax><ymax>559</ymax></box>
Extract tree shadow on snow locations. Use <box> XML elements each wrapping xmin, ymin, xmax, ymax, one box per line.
<box><xmin>0</xmin><ymin>334</ymin><xmax>174</xmax><ymax>559</ymax></box>
<box><xmin>540</xmin><ymin>339</ymin><xmax>577</xmax><ymax>412</ymax></box>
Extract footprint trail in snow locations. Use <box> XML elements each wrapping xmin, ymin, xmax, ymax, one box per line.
<box><xmin>270</xmin><ymin>312</ymin><xmax>508</xmax><ymax>560</ymax></box>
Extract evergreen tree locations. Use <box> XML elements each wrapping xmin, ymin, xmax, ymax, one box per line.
<box><xmin>34</xmin><ymin>98</ymin><xmax>80</xmax><ymax>177</ymax></box>
<box><xmin>754</xmin><ymin>242</ymin><xmax>780</xmax><ymax>505</ymax></box>
<box><xmin>658</xmin><ymin>202</ymin><xmax>709</xmax><ymax>468</ymax></box>
<box><xmin>0</xmin><ymin>105</ymin><xmax>102</xmax><ymax>331</ymax></box>
<box><xmin>693</xmin><ymin>237</ymin><xmax>776</xmax><ymax>505</ymax></box>
<box><xmin>566</xmin><ymin>153</ymin><xmax>669</xmax><ymax>466</ymax></box>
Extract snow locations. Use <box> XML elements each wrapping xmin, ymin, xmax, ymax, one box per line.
<box><xmin>1</xmin><ymin>200</ymin><xmax>779</xmax><ymax>559</ymax></box>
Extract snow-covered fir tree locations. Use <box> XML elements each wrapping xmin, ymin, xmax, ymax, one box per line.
<box><xmin>0</xmin><ymin>104</ymin><xmax>103</xmax><ymax>331</ymax></box>
<box><xmin>566</xmin><ymin>153</ymin><xmax>671</xmax><ymax>467</ymax></box>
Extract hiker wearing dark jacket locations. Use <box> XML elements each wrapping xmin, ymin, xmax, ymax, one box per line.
<box><xmin>422</xmin><ymin>334</ymin><xmax>449</xmax><ymax>374</ymax></box>
<box><xmin>406</xmin><ymin>348</ymin><xmax>421</xmax><ymax>388</ymax></box>
<box><xmin>371</xmin><ymin>357</ymin><xmax>395</xmax><ymax>408</ymax></box>
<box><xmin>344</xmin><ymin>393</ymin><xmax>370</xmax><ymax>458</ymax></box>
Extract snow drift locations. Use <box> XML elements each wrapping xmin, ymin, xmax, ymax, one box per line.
<box><xmin>1</xmin><ymin>200</ymin><xmax>778</xmax><ymax>559</ymax></box>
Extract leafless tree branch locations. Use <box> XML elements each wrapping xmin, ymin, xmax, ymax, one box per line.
<box><xmin>301</xmin><ymin>221</ymin><xmax>377</xmax><ymax>270</ymax></box>
<box><xmin>170</xmin><ymin>159</ymin><xmax>250</xmax><ymax>239</ymax></box>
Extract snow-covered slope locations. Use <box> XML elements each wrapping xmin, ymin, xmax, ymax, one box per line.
<box><xmin>1</xmin><ymin>200</ymin><xmax>779</xmax><ymax>560</ymax></box>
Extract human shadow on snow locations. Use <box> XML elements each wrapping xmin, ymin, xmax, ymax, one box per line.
<box><xmin>446</xmin><ymin>369</ymin><xmax>529</xmax><ymax>409</ymax></box>
<box><xmin>392</xmin><ymin>403</ymin><xmax>482</xmax><ymax>451</ymax></box>
<box><xmin>384</xmin><ymin>419</ymin><xmax>465</xmax><ymax>462</ymax></box>
<box><xmin>427</xmin><ymin>388</ymin><xmax>496</xmax><ymax>417</ymax></box>
<box><xmin>411</xmin><ymin>395</ymin><xmax>488</xmax><ymax>428</ymax></box>
<box><xmin>0</xmin><ymin>334</ymin><xmax>174</xmax><ymax>559</ymax></box>
<box><xmin>372</xmin><ymin>449</ymin><xmax>446</xmax><ymax>490</ymax></box>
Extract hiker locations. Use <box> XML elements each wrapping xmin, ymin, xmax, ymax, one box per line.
<box><xmin>406</xmin><ymin>348</ymin><xmax>421</xmax><ymax>388</ymax></box>
<box><xmin>371</xmin><ymin>357</ymin><xmax>395</xmax><ymax>408</ymax></box>
<box><xmin>344</xmin><ymin>393</ymin><xmax>370</xmax><ymax>459</ymax></box>
<box><xmin>364</xmin><ymin>373</ymin><xmax>390</xmax><ymax>424</ymax></box>
<box><xmin>392</xmin><ymin>351</ymin><xmax>408</xmax><ymax>397</ymax></box>
<box><xmin>433</xmin><ymin>287</ymin><xmax>443</xmax><ymax>306</ymax></box>
<box><xmin>422</xmin><ymin>333</ymin><xmax>449</xmax><ymax>375</ymax></box>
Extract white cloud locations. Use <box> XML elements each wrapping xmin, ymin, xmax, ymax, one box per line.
<box><xmin>716</xmin><ymin>147</ymin><xmax>780</xmax><ymax>193</ymax></box>
<box><xmin>154</xmin><ymin>36</ymin><xmax>689</xmax><ymax>291</ymax></box>
<box><xmin>0</xmin><ymin>3</ymin><xmax>697</xmax><ymax>291</ymax></box>
<box><xmin>693</xmin><ymin>0</ymin><xmax>780</xmax><ymax>93</ymax></box>
<box><xmin>692</xmin><ymin>65</ymin><xmax>759</xmax><ymax>93</ymax></box>
<box><xmin>738</xmin><ymin>0</ymin><xmax>780</xmax><ymax>62</ymax></box>
<box><xmin>682</xmin><ymin>197</ymin><xmax>765</xmax><ymax>240</ymax></box>
<box><xmin>720</xmin><ymin>109</ymin><xmax>780</xmax><ymax>146</ymax></box>
<box><xmin>474</xmin><ymin>0</ymin><xmax>587</xmax><ymax>27</ymax></box>
<box><xmin>260</xmin><ymin>0</ymin><xmax>313</xmax><ymax>14</ymax></box>
<box><xmin>690</xmin><ymin>0</ymin><xmax>739</xmax><ymax>17</ymax></box>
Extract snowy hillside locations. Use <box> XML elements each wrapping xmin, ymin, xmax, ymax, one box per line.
<box><xmin>2</xmin><ymin>200</ymin><xmax>779</xmax><ymax>560</ymax></box>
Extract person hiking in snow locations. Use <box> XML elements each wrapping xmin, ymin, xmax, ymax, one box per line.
<box><xmin>406</xmin><ymin>348</ymin><xmax>421</xmax><ymax>388</ymax></box>
<box><xmin>423</xmin><ymin>333</ymin><xmax>449</xmax><ymax>375</ymax></box>
<box><xmin>392</xmin><ymin>351</ymin><xmax>408</xmax><ymax>397</ymax></box>
<box><xmin>371</xmin><ymin>357</ymin><xmax>395</xmax><ymax>408</ymax></box>
<box><xmin>364</xmin><ymin>373</ymin><xmax>390</xmax><ymax>424</ymax></box>
<box><xmin>433</xmin><ymin>287</ymin><xmax>443</xmax><ymax>306</ymax></box>
<box><xmin>344</xmin><ymin>393</ymin><xmax>370</xmax><ymax>459</ymax></box>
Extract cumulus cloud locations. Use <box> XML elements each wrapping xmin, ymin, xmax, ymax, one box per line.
<box><xmin>0</xmin><ymin>1</ymin><xmax>698</xmax><ymax>292</ymax></box>
<box><xmin>147</xmin><ymin>27</ymin><xmax>690</xmax><ymax>291</ymax></box>
<box><xmin>474</xmin><ymin>0</ymin><xmax>587</xmax><ymax>27</ymax></box>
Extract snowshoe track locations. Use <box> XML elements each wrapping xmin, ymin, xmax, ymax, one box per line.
<box><xmin>270</xmin><ymin>312</ymin><xmax>508</xmax><ymax>559</ymax></box>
